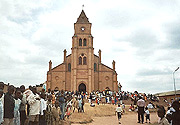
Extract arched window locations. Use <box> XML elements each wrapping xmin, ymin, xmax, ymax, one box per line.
<box><xmin>83</xmin><ymin>57</ymin><xmax>87</xmax><ymax>65</ymax></box>
<box><xmin>79</xmin><ymin>38</ymin><xmax>82</xmax><ymax>46</ymax></box>
<box><xmin>79</xmin><ymin>57</ymin><xmax>82</xmax><ymax>65</ymax></box>
<box><xmin>68</xmin><ymin>63</ymin><xmax>71</xmax><ymax>72</ymax></box>
<box><xmin>78</xmin><ymin>53</ymin><xmax>87</xmax><ymax>65</ymax></box>
<box><xmin>83</xmin><ymin>39</ymin><xmax>87</xmax><ymax>46</ymax></box>
<box><xmin>94</xmin><ymin>63</ymin><xmax>97</xmax><ymax>71</ymax></box>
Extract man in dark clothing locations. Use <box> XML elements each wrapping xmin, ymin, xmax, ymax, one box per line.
<box><xmin>0</xmin><ymin>82</ymin><xmax>4</xmax><ymax>90</ymax></box>
<box><xmin>59</xmin><ymin>90</ymin><xmax>65</xmax><ymax>120</ymax></box>
<box><xmin>4</xmin><ymin>85</ymin><xmax>15</xmax><ymax>125</ymax></box>
<box><xmin>137</xmin><ymin>96</ymin><xmax>145</xmax><ymax>124</ymax></box>
<box><xmin>19</xmin><ymin>85</ymin><xmax>27</xmax><ymax>125</ymax></box>
<box><xmin>171</xmin><ymin>100</ymin><xmax>180</xmax><ymax>125</ymax></box>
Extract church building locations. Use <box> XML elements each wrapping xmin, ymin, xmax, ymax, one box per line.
<box><xmin>46</xmin><ymin>10</ymin><xmax>118</xmax><ymax>92</ymax></box>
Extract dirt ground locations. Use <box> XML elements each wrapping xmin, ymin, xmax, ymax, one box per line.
<box><xmin>70</xmin><ymin>103</ymin><xmax>160</xmax><ymax>125</ymax></box>
<box><xmin>72</xmin><ymin>112</ymin><xmax>159</xmax><ymax>125</ymax></box>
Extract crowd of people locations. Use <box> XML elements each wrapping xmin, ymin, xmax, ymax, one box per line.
<box><xmin>136</xmin><ymin>95</ymin><xmax>180</xmax><ymax>125</ymax></box>
<box><xmin>0</xmin><ymin>83</ymin><xmax>87</xmax><ymax>125</ymax></box>
<box><xmin>0</xmin><ymin>82</ymin><xmax>179</xmax><ymax>125</ymax></box>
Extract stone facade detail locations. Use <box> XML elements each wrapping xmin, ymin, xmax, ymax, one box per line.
<box><xmin>46</xmin><ymin>10</ymin><xmax>118</xmax><ymax>92</ymax></box>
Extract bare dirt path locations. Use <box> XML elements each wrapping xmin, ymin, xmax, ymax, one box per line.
<box><xmin>72</xmin><ymin>112</ymin><xmax>159</xmax><ymax>125</ymax></box>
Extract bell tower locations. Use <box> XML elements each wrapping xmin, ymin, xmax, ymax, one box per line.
<box><xmin>72</xmin><ymin>10</ymin><xmax>93</xmax><ymax>48</ymax></box>
<box><xmin>74</xmin><ymin>10</ymin><xmax>91</xmax><ymax>35</ymax></box>
<box><xmin>71</xmin><ymin>10</ymin><xmax>94</xmax><ymax>92</ymax></box>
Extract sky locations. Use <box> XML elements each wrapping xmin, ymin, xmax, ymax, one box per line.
<box><xmin>0</xmin><ymin>0</ymin><xmax>180</xmax><ymax>94</ymax></box>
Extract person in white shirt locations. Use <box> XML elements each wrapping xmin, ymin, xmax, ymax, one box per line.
<box><xmin>0</xmin><ymin>82</ymin><xmax>4</xmax><ymax>106</ymax></box>
<box><xmin>145</xmin><ymin>107</ymin><xmax>150</xmax><ymax>123</ymax></box>
<box><xmin>27</xmin><ymin>87</ymin><xmax>40</xmax><ymax>125</ymax></box>
<box><xmin>0</xmin><ymin>83</ymin><xmax>4</xmax><ymax>125</ymax></box>
<box><xmin>115</xmin><ymin>104</ymin><xmax>123</xmax><ymax>124</ymax></box>
<box><xmin>14</xmin><ymin>89</ymin><xmax>22</xmax><ymax>125</ymax></box>
<box><xmin>0</xmin><ymin>89</ymin><xmax>4</xmax><ymax>124</ymax></box>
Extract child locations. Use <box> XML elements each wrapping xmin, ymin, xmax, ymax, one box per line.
<box><xmin>122</xmin><ymin>103</ymin><xmax>125</xmax><ymax>113</ymax></box>
<box><xmin>0</xmin><ymin>89</ymin><xmax>4</xmax><ymax>124</ymax></box>
<box><xmin>39</xmin><ymin>93</ymin><xmax>47</xmax><ymax>125</ymax></box>
<box><xmin>129</xmin><ymin>104</ymin><xmax>134</xmax><ymax>111</ymax></box>
<box><xmin>52</xmin><ymin>101</ymin><xmax>61</xmax><ymax>125</ymax></box>
<box><xmin>111</xmin><ymin>96</ymin><xmax>115</xmax><ymax>105</ymax></box>
<box><xmin>65</xmin><ymin>105</ymin><xmax>71</xmax><ymax>119</ymax></box>
<box><xmin>14</xmin><ymin>89</ymin><xmax>22</xmax><ymax>125</ymax></box>
<box><xmin>97</xmin><ymin>98</ymin><xmax>100</xmax><ymax>105</ymax></box>
<box><xmin>101</xmin><ymin>97</ymin><xmax>106</xmax><ymax>105</ymax></box>
<box><xmin>82</xmin><ymin>98</ymin><xmax>85</xmax><ymax>112</ymax></box>
<box><xmin>145</xmin><ymin>107</ymin><xmax>150</xmax><ymax>123</ymax></box>
<box><xmin>115</xmin><ymin>104</ymin><xmax>123</xmax><ymax>124</ymax></box>
<box><xmin>45</xmin><ymin>95</ymin><xmax>53</xmax><ymax>125</ymax></box>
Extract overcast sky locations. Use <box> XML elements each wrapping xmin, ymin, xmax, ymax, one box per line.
<box><xmin>0</xmin><ymin>0</ymin><xmax>180</xmax><ymax>94</ymax></box>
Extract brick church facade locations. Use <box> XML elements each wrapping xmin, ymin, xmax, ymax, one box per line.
<box><xmin>46</xmin><ymin>10</ymin><xmax>118</xmax><ymax>92</ymax></box>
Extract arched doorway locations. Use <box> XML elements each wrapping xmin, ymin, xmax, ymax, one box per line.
<box><xmin>78</xmin><ymin>83</ymin><xmax>86</xmax><ymax>93</ymax></box>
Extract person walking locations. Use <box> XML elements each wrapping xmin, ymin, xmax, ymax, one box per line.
<box><xmin>137</xmin><ymin>96</ymin><xmax>145</xmax><ymax>124</ymax></box>
<box><xmin>115</xmin><ymin>104</ymin><xmax>123</xmax><ymax>124</ymax></box>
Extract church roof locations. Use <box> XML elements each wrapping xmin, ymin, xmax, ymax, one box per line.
<box><xmin>76</xmin><ymin>10</ymin><xmax>89</xmax><ymax>23</ymax></box>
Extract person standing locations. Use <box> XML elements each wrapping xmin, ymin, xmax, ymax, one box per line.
<box><xmin>45</xmin><ymin>95</ymin><xmax>53</xmax><ymax>125</ymax></box>
<box><xmin>27</xmin><ymin>87</ymin><xmax>40</xmax><ymax>125</ymax></box>
<box><xmin>58</xmin><ymin>90</ymin><xmax>65</xmax><ymax>120</ymax></box>
<box><xmin>82</xmin><ymin>98</ymin><xmax>85</xmax><ymax>112</ymax></box>
<box><xmin>171</xmin><ymin>100</ymin><xmax>180</xmax><ymax>125</ymax></box>
<box><xmin>145</xmin><ymin>107</ymin><xmax>150</xmax><ymax>123</ymax></box>
<box><xmin>3</xmin><ymin>85</ymin><xmax>15</xmax><ymax>125</ymax></box>
<box><xmin>0</xmin><ymin>82</ymin><xmax>4</xmax><ymax>106</ymax></box>
<box><xmin>39</xmin><ymin>93</ymin><xmax>47</xmax><ymax>125</ymax></box>
<box><xmin>0</xmin><ymin>89</ymin><xmax>4</xmax><ymax>124</ymax></box>
<box><xmin>157</xmin><ymin>105</ymin><xmax>169</xmax><ymax>125</ymax></box>
<box><xmin>51</xmin><ymin>101</ymin><xmax>61</xmax><ymax>125</ymax></box>
<box><xmin>115</xmin><ymin>104</ymin><xmax>123</xmax><ymax>124</ymax></box>
<box><xmin>14</xmin><ymin>89</ymin><xmax>22</xmax><ymax>125</ymax></box>
<box><xmin>73</xmin><ymin>97</ymin><xmax>79</xmax><ymax>113</ymax></box>
<box><xmin>137</xmin><ymin>96</ymin><xmax>145</xmax><ymax>124</ymax></box>
<box><xmin>19</xmin><ymin>85</ymin><xmax>27</xmax><ymax>125</ymax></box>
<box><xmin>78</xmin><ymin>98</ymin><xmax>82</xmax><ymax>113</ymax></box>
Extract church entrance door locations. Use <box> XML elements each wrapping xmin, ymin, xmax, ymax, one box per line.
<box><xmin>78</xmin><ymin>83</ymin><xmax>86</xmax><ymax>93</ymax></box>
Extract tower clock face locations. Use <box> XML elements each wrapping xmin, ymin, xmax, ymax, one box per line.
<box><xmin>81</xmin><ymin>27</ymin><xmax>85</xmax><ymax>31</ymax></box>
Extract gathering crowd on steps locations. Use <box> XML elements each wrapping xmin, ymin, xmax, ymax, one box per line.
<box><xmin>0</xmin><ymin>82</ymin><xmax>180</xmax><ymax>125</ymax></box>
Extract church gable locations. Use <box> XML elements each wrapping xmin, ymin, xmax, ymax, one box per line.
<box><xmin>51</xmin><ymin>63</ymin><xmax>65</xmax><ymax>72</ymax></box>
<box><xmin>100</xmin><ymin>63</ymin><xmax>114</xmax><ymax>72</ymax></box>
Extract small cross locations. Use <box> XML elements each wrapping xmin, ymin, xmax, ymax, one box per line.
<box><xmin>82</xmin><ymin>5</ymin><xmax>84</xmax><ymax>10</ymax></box>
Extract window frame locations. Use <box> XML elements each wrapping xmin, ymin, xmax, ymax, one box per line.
<box><xmin>83</xmin><ymin>38</ymin><xmax>87</xmax><ymax>46</ymax></box>
<box><xmin>68</xmin><ymin>63</ymin><xmax>71</xmax><ymax>72</ymax></box>
<box><xmin>79</xmin><ymin>38</ymin><xmax>82</xmax><ymax>46</ymax></box>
